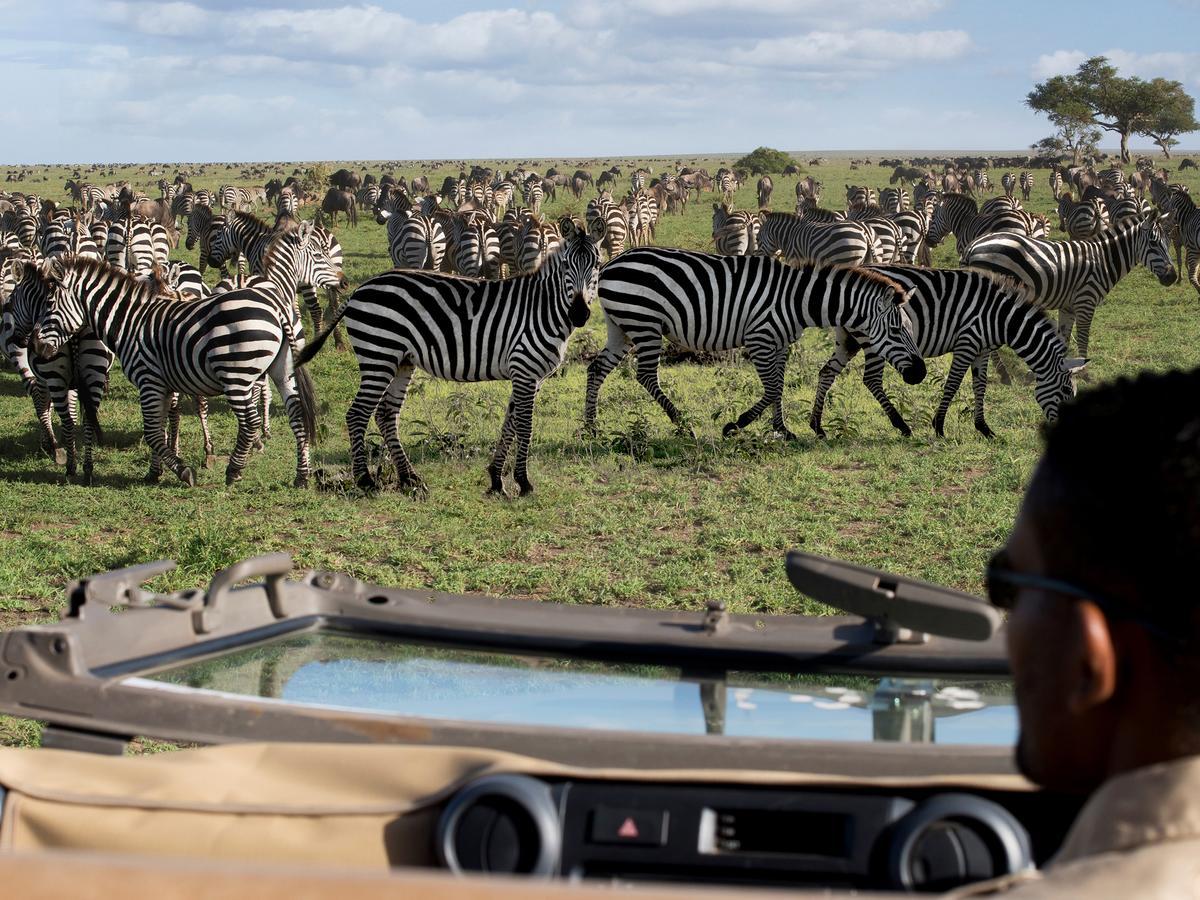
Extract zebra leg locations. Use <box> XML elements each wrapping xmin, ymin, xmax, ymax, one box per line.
<box><xmin>631</xmin><ymin>339</ymin><xmax>688</xmax><ymax>431</ymax></box>
<box><xmin>1056</xmin><ymin>308</ymin><xmax>1077</xmax><ymax>354</ymax></box>
<box><xmin>1072</xmin><ymin>305</ymin><xmax>1096</xmax><ymax>361</ymax></box>
<box><xmin>30</xmin><ymin>383</ymin><xmax>60</xmax><ymax>462</ymax></box>
<box><xmin>375</xmin><ymin>365</ymin><xmax>424</xmax><ymax>495</ymax></box>
<box><xmin>299</xmin><ymin>285</ymin><xmax>324</xmax><ymax>334</ymax></box>
<box><xmin>1187</xmin><ymin>248</ymin><xmax>1200</xmax><ymax>299</ymax></box>
<box><xmin>487</xmin><ymin>398</ymin><xmax>518</xmax><ymax>496</ymax></box>
<box><xmin>326</xmin><ymin>288</ymin><xmax>345</xmax><ymax>350</ymax></box>
<box><xmin>810</xmin><ymin>333</ymin><xmax>859</xmax><ymax>438</ymax></box>
<box><xmin>140</xmin><ymin>391</ymin><xmax>195</xmax><ymax>486</ymax></box>
<box><xmin>933</xmin><ymin>352</ymin><xmax>974</xmax><ymax>438</ymax></box>
<box><xmin>861</xmin><ymin>352</ymin><xmax>911</xmax><ymax>436</ymax></box>
<box><xmin>766</xmin><ymin>348</ymin><xmax>798</xmax><ymax>440</ymax></box>
<box><xmin>166</xmin><ymin>393</ymin><xmax>182</xmax><ymax>457</ymax></box>
<box><xmin>970</xmin><ymin>356</ymin><xmax>995</xmax><ymax>439</ymax></box>
<box><xmin>258</xmin><ymin>377</ymin><xmax>272</xmax><ymax>443</ymax></box>
<box><xmin>583</xmin><ymin>322</ymin><xmax>631</xmax><ymax>431</ymax></box>
<box><xmin>510</xmin><ymin>377</ymin><xmax>542</xmax><ymax>497</ymax></box>
<box><xmin>269</xmin><ymin>353</ymin><xmax>314</xmax><ymax>489</ymax></box>
<box><xmin>223</xmin><ymin>389</ymin><xmax>262</xmax><ymax>486</ymax></box>
<box><xmin>725</xmin><ymin>340</ymin><xmax>786</xmax><ymax>437</ymax></box>
<box><xmin>48</xmin><ymin>388</ymin><xmax>78</xmax><ymax>479</ymax></box>
<box><xmin>196</xmin><ymin>396</ymin><xmax>215</xmax><ymax>468</ymax></box>
<box><xmin>347</xmin><ymin>371</ymin><xmax>393</xmax><ymax>492</ymax></box>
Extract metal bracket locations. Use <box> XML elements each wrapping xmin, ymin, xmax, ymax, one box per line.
<box><xmin>193</xmin><ymin>553</ymin><xmax>294</xmax><ymax>634</ymax></box>
<box><xmin>703</xmin><ymin>600</ymin><xmax>729</xmax><ymax>636</ymax></box>
<box><xmin>39</xmin><ymin>725</ymin><xmax>129</xmax><ymax>756</ymax></box>
<box><xmin>68</xmin><ymin>559</ymin><xmax>179</xmax><ymax>619</ymax></box>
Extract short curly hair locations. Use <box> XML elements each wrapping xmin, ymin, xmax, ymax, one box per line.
<box><xmin>1030</xmin><ymin>366</ymin><xmax>1200</xmax><ymax>636</ymax></box>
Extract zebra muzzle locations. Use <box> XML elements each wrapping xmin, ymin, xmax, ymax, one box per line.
<box><xmin>902</xmin><ymin>358</ymin><xmax>927</xmax><ymax>385</ymax></box>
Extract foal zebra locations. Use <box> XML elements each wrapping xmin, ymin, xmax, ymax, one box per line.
<box><xmin>810</xmin><ymin>267</ymin><xmax>1086</xmax><ymax>439</ymax></box>
<box><xmin>296</xmin><ymin>219</ymin><xmax>603</xmax><ymax>497</ymax></box>
<box><xmin>964</xmin><ymin>215</ymin><xmax>1176</xmax><ymax>358</ymax></box>
<box><xmin>19</xmin><ymin>255</ymin><xmax>317</xmax><ymax>487</ymax></box>
<box><xmin>585</xmin><ymin>249</ymin><xmax>926</xmax><ymax>438</ymax></box>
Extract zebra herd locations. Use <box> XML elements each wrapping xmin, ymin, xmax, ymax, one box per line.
<box><xmin>0</xmin><ymin>154</ymin><xmax>1189</xmax><ymax>495</ymax></box>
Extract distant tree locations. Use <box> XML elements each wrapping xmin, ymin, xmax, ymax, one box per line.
<box><xmin>1027</xmin><ymin>56</ymin><xmax>1197</xmax><ymax>163</ymax></box>
<box><xmin>1031</xmin><ymin>106</ymin><xmax>1102</xmax><ymax>166</ymax></box>
<box><xmin>300</xmin><ymin>163</ymin><xmax>330</xmax><ymax>195</ymax></box>
<box><xmin>1141</xmin><ymin>78</ymin><xmax>1200</xmax><ymax>159</ymax></box>
<box><xmin>734</xmin><ymin>147</ymin><xmax>799</xmax><ymax>176</ymax></box>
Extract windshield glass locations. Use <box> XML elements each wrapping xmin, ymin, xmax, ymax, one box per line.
<box><xmin>130</xmin><ymin>631</ymin><xmax>1015</xmax><ymax>745</ymax></box>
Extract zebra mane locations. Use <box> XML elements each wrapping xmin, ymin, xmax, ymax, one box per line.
<box><xmin>231</xmin><ymin>209</ymin><xmax>274</xmax><ymax>236</ymax></box>
<box><xmin>783</xmin><ymin>257</ymin><xmax>909</xmax><ymax>304</ymax></box>
<box><xmin>52</xmin><ymin>255</ymin><xmax>165</xmax><ymax>302</ymax></box>
<box><xmin>965</xmin><ymin>269</ymin><xmax>1036</xmax><ymax>306</ymax></box>
<box><xmin>260</xmin><ymin>224</ymin><xmax>307</xmax><ymax>271</ymax></box>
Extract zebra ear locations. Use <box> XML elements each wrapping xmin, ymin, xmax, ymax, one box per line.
<box><xmin>40</xmin><ymin>254</ymin><xmax>67</xmax><ymax>284</ymax></box>
<box><xmin>1065</xmin><ymin>357</ymin><xmax>1089</xmax><ymax>374</ymax></box>
<box><xmin>560</xmin><ymin>217</ymin><xmax>579</xmax><ymax>239</ymax></box>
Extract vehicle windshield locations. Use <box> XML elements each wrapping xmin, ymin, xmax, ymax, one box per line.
<box><xmin>131</xmin><ymin>630</ymin><xmax>1015</xmax><ymax>745</ymax></box>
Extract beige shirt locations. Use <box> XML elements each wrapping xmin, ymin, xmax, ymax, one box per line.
<box><xmin>949</xmin><ymin>755</ymin><xmax>1200</xmax><ymax>898</ymax></box>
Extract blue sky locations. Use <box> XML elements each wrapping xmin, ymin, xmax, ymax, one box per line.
<box><xmin>2</xmin><ymin>0</ymin><xmax>1199</xmax><ymax>163</ymax></box>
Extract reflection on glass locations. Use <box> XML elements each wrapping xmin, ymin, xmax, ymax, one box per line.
<box><xmin>133</xmin><ymin>631</ymin><xmax>1015</xmax><ymax>745</ymax></box>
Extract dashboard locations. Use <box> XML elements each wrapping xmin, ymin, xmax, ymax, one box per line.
<box><xmin>436</xmin><ymin>774</ymin><xmax>1080</xmax><ymax>892</ymax></box>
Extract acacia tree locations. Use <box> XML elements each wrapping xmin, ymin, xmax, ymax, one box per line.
<box><xmin>1031</xmin><ymin>102</ymin><xmax>1102</xmax><ymax>166</ymax></box>
<box><xmin>1142</xmin><ymin>78</ymin><xmax>1199</xmax><ymax>159</ymax></box>
<box><xmin>1027</xmin><ymin>56</ymin><xmax>1196</xmax><ymax>163</ymax></box>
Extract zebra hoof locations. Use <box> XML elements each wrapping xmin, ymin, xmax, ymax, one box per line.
<box><xmin>54</xmin><ymin>448</ymin><xmax>68</xmax><ymax>466</ymax></box>
<box><xmin>203</xmin><ymin>454</ymin><xmax>216</xmax><ymax>469</ymax></box>
<box><xmin>293</xmin><ymin>473</ymin><xmax>309</xmax><ymax>489</ymax></box>
<box><xmin>487</xmin><ymin>470</ymin><xmax>505</xmax><ymax>495</ymax></box>
<box><xmin>933</xmin><ymin>423</ymin><xmax>947</xmax><ymax>438</ymax></box>
<box><xmin>82</xmin><ymin>471</ymin><xmax>94</xmax><ymax>488</ymax></box>
<box><xmin>976</xmin><ymin>423</ymin><xmax>997</xmax><ymax>440</ymax></box>
<box><xmin>144</xmin><ymin>470</ymin><xmax>163</xmax><ymax>484</ymax></box>
<box><xmin>355</xmin><ymin>473</ymin><xmax>377</xmax><ymax>493</ymax></box>
<box><xmin>180</xmin><ymin>467</ymin><xmax>196</xmax><ymax>487</ymax></box>
<box><xmin>810</xmin><ymin>426</ymin><xmax>828</xmax><ymax>440</ymax></box>
<box><xmin>896</xmin><ymin>424</ymin><xmax>913</xmax><ymax>438</ymax></box>
<box><xmin>225</xmin><ymin>467</ymin><xmax>243</xmax><ymax>486</ymax></box>
<box><xmin>404</xmin><ymin>479</ymin><xmax>429</xmax><ymax>500</ymax></box>
<box><xmin>721</xmin><ymin>421</ymin><xmax>739</xmax><ymax>438</ymax></box>
<box><xmin>516</xmin><ymin>477</ymin><xmax>535</xmax><ymax>497</ymax></box>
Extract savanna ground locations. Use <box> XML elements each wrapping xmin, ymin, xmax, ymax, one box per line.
<box><xmin>2</xmin><ymin>151</ymin><xmax>1198</xmax><ymax>748</ymax></box>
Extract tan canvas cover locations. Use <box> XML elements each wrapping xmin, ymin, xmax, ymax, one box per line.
<box><xmin>0</xmin><ymin>742</ymin><xmax>1032</xmax><ymax>867</ymax></box>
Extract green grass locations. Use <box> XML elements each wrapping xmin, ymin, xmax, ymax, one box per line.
<box><xmin>2</xmin><ymin>153</ymin><xmax>1198</xmax><ymax>747</ymax></box>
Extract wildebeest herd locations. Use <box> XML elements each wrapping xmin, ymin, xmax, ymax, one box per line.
<box><xmin>0</xmin><ymin>153</ymin><xmax>1189</xmax><ymax>495</ymax></box>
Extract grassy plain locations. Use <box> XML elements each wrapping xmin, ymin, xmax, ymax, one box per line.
<box><xmin>2</xmin><ymin>152</ymin><xmax>1199</xmax><ymax>747</ymax></box>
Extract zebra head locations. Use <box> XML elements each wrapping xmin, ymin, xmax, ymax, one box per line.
<box><xmin>2</xmin><ymin>259</ymin><xmax>56</xmax><ymax>351</ymax></box>
<box><xmin>1035</xmin><ymin>357</ymin><xmax>1089</xmax><ymax>422</ymax></box>
<box><xmin>295</xmin><ymin>220</ymin><xmax>348</xmax><ymax>291</ymax></box>
<box><xmin>1138</xmin><ymin>212</ymin><xmax>1177</xmax><ymax>286</ymax></box>
<box><xmin>551</xmin><ymin>218</ymin><xmax>602</xmax><ymax>327</ymax></box>
<box><xmin>845</xmin><ymin>270</ymin><xmax>927</xmax><ymax>385</ymax></box>
<box><xmin>29</xmin><ymin>257</ymin><xmax>88</xmax><ymax>360</ymax></box>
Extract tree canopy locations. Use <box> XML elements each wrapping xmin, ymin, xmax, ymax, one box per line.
<box><xmin>734</xmin><ymin>147</ymin><xmax>799</xmax><ymax>175</ymax></box>
<box><xmin>1027</xmin><ymin>56</ymin><xmax>1198</xmax><ymax>162</ymax></box>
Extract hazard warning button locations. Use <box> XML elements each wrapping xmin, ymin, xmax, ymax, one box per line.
<box><xmin>589</xmin><ymin>806</ymin><xmax>669</xmax><ymax>847</ymax></box>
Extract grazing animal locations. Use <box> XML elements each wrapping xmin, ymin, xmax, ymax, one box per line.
<box><xmin>295</xmin><ymin>219</ymin><xmax>603</xmax><ymax>497</ymax></box>
<box><xmin>320</xmin><ymin>189</ymin><xmax>358</xmax><ymax>227</ymax></box>
<box><xmin>964</xmin><ymin>216</ymin><xmax>1176</xmax><ymax>358</ymax></box>
<box><xmin>1019</xmin><ymin>171</ymin><xmax>1034</xmax><ymax>202</ymax></box>
<box><xmin>1057</xmin><ymin>192</ymin><xmax>1110</xmax><ymax>239</ymax></box>
<box><xmin>1048</xmin><ymin>169</ymin><xmax>1064</xmax><ymax>200</ymax></box>
<box><xmin>811</xmin><ymin>267</ymin><xmax>1086</xmax><ymax>439</ymax></box>
<box><xmin>19</xmin><ymin>255</ymin><xmax>317</xmax><ymax>487</ymax></box>
<box><xmin>756</xmin><ymin>175</ymin><xmax>773</xmax><ymax>209</ymax></box>
<box><xmin>757</xmin><ymin>210</ymin><xmax>878</xmax><ymax>266</ymax></box>
<box><xmin>585</xmin><ymin>249</ymin><xmax>926</xmax><ymax>437</ymax></box>
<box><xmin>1001</xmin><ymin>173</ymin><xmax>1016</xmax><ymax>199</ymax></box>
<box><xmin>711</xmin><ymin>203</ymin><xmax>759</xmax><ymax>256</ymax></box>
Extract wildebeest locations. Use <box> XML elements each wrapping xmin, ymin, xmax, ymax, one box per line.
<box><xmin>320</xmin><ymin>189</ymin><xmax>358</xmax><ymax>226</ymax></box>
<box><xmin>328</xmin><ymin>168</ymin><xmax>361</xmax><ymax>192</ymax></box>
<box><xmin>757</xmin><ymin>175</ymin><xmax>773</xmax><ymax>209</ymax></box>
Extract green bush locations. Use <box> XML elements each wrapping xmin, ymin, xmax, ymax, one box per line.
<box><xmin>734</xmin><ymin>147</ymin><xmax>799</xmax><ymax>175</ymax></box>
<box><xmin>300</xmin><ymin>162</ymin><xmax>330</xmax><ymax>195</ymax></box>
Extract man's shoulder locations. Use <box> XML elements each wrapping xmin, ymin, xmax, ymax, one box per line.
<box><xmin>945</xmin><ymin>838</ymin><xmax>1200</xmax><ymax>898</ymax></box>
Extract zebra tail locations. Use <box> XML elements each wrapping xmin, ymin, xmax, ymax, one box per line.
<box><xmin>294</xmin><ymin>296</ymin><xmax>352</xmax><ymax>367</ymax></box>
<box><xmin>69</xmin><ymin>340</ymin><xmax>104</xmax><ymax>444</ymax></box>
<box><xmin>294</xmin><ymin>363</ymin><xmax>318</xmax><ymax>443</ymax></box>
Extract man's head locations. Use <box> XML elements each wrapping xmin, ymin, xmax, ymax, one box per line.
<box><xmin>999</xmin><ymin>367</ymin><xmax>1200</xmax><ymax>793</ymax></box>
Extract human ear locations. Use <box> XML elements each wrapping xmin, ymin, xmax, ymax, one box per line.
<box><xmin>1067</xmin><ymin>600</ymin><xmax>1118</xmax><ymax>715</ymax></box>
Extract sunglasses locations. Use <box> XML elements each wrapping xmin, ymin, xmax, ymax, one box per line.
<box><xmin>986</xmin><ymin>549</ymin><xmax>1187</xmax><ymax>649</ymax></box>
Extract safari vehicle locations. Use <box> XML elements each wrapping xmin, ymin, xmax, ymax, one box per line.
<box><xmin>0</xmin><ymin>552</ymin><xmax>1079</xmax><ymax>898</ymax></box>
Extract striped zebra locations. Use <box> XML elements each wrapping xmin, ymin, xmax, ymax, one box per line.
<box><xmin>756</xmin><ymin>176</ymin><xmax>773</xmax><ymax>209</ymax></box>
<box><xmin>104</xmin><ymin>219</ymin><xmax>166</xmax><ymax>273</ymax></box>
<box><xmin>632</xmin><ymin>170</ymin><xmax>648</xmax><ymax>194</ymax></box>
<box><xmin>277</xmin><ymin>188</ymin><xmax>299</xmax><ymax>218</ymax></box>
<box><xmin>811</xmin><ymin>267</ymin><xmax>1086</xmax><ymax>439</ymax></box>
<box><xmin>1048</xmin><ymin>169</ymin><xmax>1064</xmax><ymax>201</ymax></box>
<box><xmin>450</xmin><ymin>213</ymin><xmax>502</xmax><ymax>278</ymax></box>
<box><xmin>1056</xmin><ymin>192</ymin><xmax>1109</xmax><ymax>239</ymax></box>
<box><xmin>218</xmin><ymin>185</ymin><xmax>252</xmax><ymax>211</ymax></box>
<box><xmin>20</xmin><ymin>255</ymin><xmax>318</xmax><ymax>487</ymax></box>
<box><xmin>491</xmin><ymin>182</ymin><xmax>515</xmax><ymax>217</ymax></box>
<box><xmin>356</xmin><ymin>184</ymin><xmax>381</xmax><ymax>210</ymax></box>
<box><xmin>926</xmin><ymin>194</ymin><xmax>1036</xmax><ymax>261</ymax></box>
<box><xmin>1158</xmin><ymin>190</ymin><xmax>1200</xmax><ymax>297</ymax></box>
<box><xmin>845</xmin><ymin>185</ymin><xmax>877</xmax><ymax>211</ymax></box>
<box><xmin>757</xmin><ymin>210</ymin><xmax>878</xmax><ymax>266</ymax></box>
<box><xmin>295</xmin><ymin>219</ymin><xmax>603</xmax><ymax>497</ymax></box>
<box><xmin>522</xmin><ymin>180</ymin><xmax>544</xmax><ymax>214</ymax></box>
<box><xmin>515</xmin><ymin>216</ymin><xmax>562</xmax><ymax>273</ymax></box>
<box><xmin>1150</xmin><ymin>178</ymin><xmax>1192</xmax><ymax>275</ymax></box>
<box><xmin>584</xmin><ymin>249</ymin><xmax>926</xmax><ymax>437</ymax></box>
<box><xmin>586</xmin><ymin>194</ymin><xmax>627</xmax><ymax>260</ymax></box>
<box><xmin>879</xmin><ymin>187</ymin><xmax>910</xmax><ymax>213</ymax></box>
<box><xmin>712</xmin><ymin>203</ymin><xmax>759</xmax><ymax>256</ymax></box>
<box><xmin>975</xmin><ymin>171</ymin><xmax>993</xmax><ymax>194</ymax></box>
<box><xmin>1019</xmin><ymin>171</ymin><xmax>1034</xmax><ymax>202</ymax></box>
<box><xmin>1098</xmin><ymin>167</ymin><xmax>1126</xmax><ymax>192</ymax></box>
<box><xmin>1001</xmin><ymin>173</ymin><xmax>1016</xmax><ymax>199</ymax></box>
<box><xmin>2</xmin><ymin>261</ymin><xmax>114</xmax><ymax>482</ymax></box>
<box><xmin>964</xmin><ymin>215</ymin><xmax>1176</xmax><ymax>358</ymax></box>
<box><xmin>185</xmin><ymin>203</ymin><xmax>229</xmax><ymax>277</ymax></box>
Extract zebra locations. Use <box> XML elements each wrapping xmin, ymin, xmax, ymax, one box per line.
<box><xmin>104</xmin><ymin>219</ymin><xmax>161</xmax><ymax>273</ymax></box>
<box><xmin>757</xmin><ymin>210</ymin><xmax>878</xmax><ymax>266</ymax></box>
<box><xmin>1150</xmin><ymin>178</ymin><xmax>1193</xmax><ymax>275</ymax></box>
<box><xmin>632</xmin><ymin>170</ymin><xmax>648</xmax><ymax>194</ymax></box>
<box><xmin>1098</xmin><ymin>167</ymin><xmax>1126</xmax><ymax>192</ymax></box>
<box><xmin>1057</xmin><ymin>193</ymin><xmax>1109</xmax><ymax>239</ymax></box>
<box><xmin>523</xmin><ymin>180</ymin><xmax>544</xmax><ymax>215</ymax></box>
<box><xmin>277</xmin><ymin>188</ymin><xmax>299</xmax><ymax>219</ymax></box>
<box><xmin>711</xmin><ymin>203</ymin><xmax>758</xmax><ymax>256</ymax></box>
<box><xmin>845</xmin><ymin>185</ymin><xmax>877</xmax><ymax>211</ymax></box>
<box><xmin>295</xmin><ymin>218</ymin><xmax>603</xmax><ymax>497</ymax></box>
<box><xmin>18</xmin><ymin>254</ymin><xmax>318</xmax><ymax>487</ymax></box>
<box><xmin>450</xmin><ymin>213</ymin><xmax>502</xmax><ymax>278</ymax></box>
<box><xmin>810</xmin><ymin>267</ymin><xmax>1087</xmax><ymax>440</ymax></box>
<box><xmin>975</xmin><ymin>171</ymin><xmax>993</xmax><ymax>194</ymax></box>
<box><xmin>1001</xmin><ymin>173</ymin><xmax>1016</xmax><ymax>199</ymax></box>
<box><xmin>925</xmin><ymin>194</ymin><xmax>1035</xmax><ymax>261</ymax></box>
<box><xmin>964</xmin><ymin>215</ymin><xmax>1176</xmax><ymax>358</ymax></box>
<box><xmin>2</xmin><ymin>261</ymin><xmax>115</xmax><ymax>482</ymax></box>
<box><xmin>1159</xmin><ymin>190</ymin><xmax>1200</xmax><ymax>297</ymax></box>
<box><xmin>218</xmin><ymin>185</ymin><xmax>252</xmax><ymax>211</ymax></box>
<box><xmin>1019</xmin><ymin>171</ymin><xmax>1034</xmax><ymax>202</ymax></box>
<box><xmin>356</xmin><ymin>184</ymin><xmax>381</xmax><ymax>210</ymax></box>
<box><xmin>515</xmin><ymin>216</ymin><xmax>562</xmax><ymax>273</ymax></box>
<box><xmin>584</xmin><ymin>249</ymin><xmax>926</xmax><ymax>438</ymax></box>
<box><xmin>879</xmin><ymin>187</ymin><xmax>910</xmax><ymax>213</ymax></box>
<box><xmin>186</xmin><ymin>204</ymin><xmax>229</xmax><ymax>278</ymax></box>
<box><xmin>1048</xmin><ymin>169</ymin><xmax>1064</xmax><ymax>201</ymax></box>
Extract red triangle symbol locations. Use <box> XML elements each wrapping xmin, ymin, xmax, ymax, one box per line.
<box><xmin>617</xmin><ymin>817</ymin><xmax>640</xmax><ymax>839</ymax></box>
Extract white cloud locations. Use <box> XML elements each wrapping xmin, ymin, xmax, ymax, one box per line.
<box><xmin>102</xmin><ymin>1</ymin><xmax>207</xmax><ymax>36</ymax></box>
<box><xmin>1031</xmin><ymin>49</ymin><xmax>1086</xmax><ymax>79</ymax></box>
<box><xmin>1033</xmin><ymin>48</ymin><xmax>1200</xmax><ymax>86</ymax></box>
<box><xmin>735</xmin><ymin>29</ymin><xmax>971</xmax><ymax>70</ymax></box>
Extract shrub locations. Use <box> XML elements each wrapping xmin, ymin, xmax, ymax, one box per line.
<box><xmin>734</xmin><ymin>147</ymin><xmax>800</xmax><ymax>176</ymax></box>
